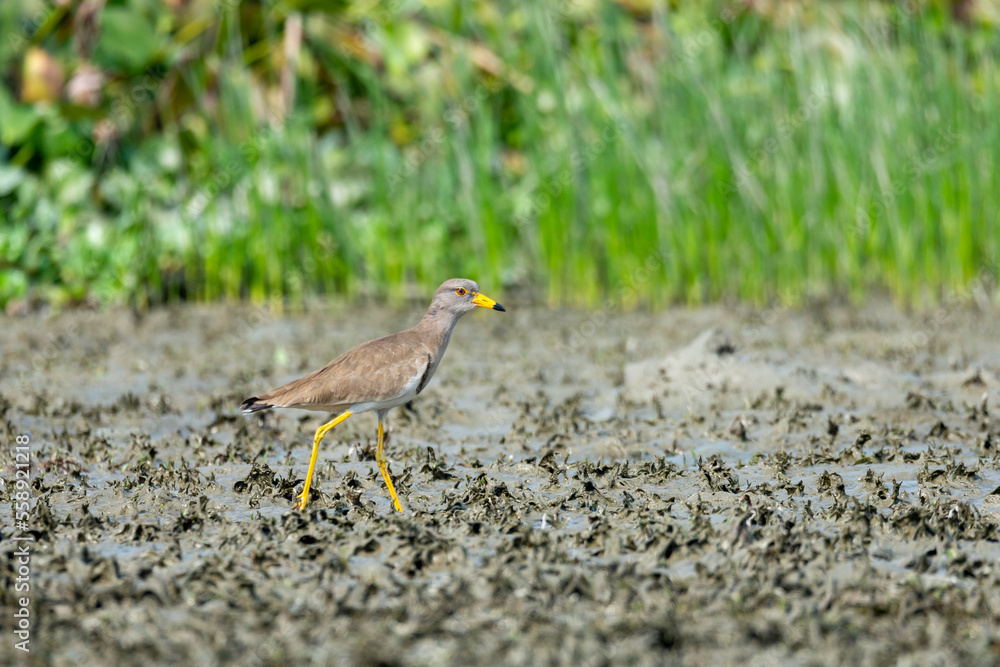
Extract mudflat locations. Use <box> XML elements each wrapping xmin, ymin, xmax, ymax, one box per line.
<box><xmin>2</xmin><ymin>299</ymin><xmax>999</xmax><ymax>665</ymax></box>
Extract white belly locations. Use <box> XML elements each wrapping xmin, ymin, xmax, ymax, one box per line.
<box><xmin>351</xmin><ymin>368</ymin><xmax>423</xmax><ymax>414</ymax></box>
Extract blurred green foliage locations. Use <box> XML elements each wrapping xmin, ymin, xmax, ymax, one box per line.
<box><xmin>0</xmin><ymin>0</ymin><xmax>998</xmax><ymax>310</ymax></box>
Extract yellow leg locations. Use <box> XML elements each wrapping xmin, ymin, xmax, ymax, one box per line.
<box><xmin>376</xmin><ymin>416</ymin><xmax>404</xmax><ymax>513</ymax></box>
<box><xmin>295</xmin><ymin>410</ymin><xmax>352</xmax><ymax>511</ymax></box>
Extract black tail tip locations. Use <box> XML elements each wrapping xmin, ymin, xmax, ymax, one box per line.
<box><xmin>240</xmin><ymin>397</ymin><xmax>272</xmax><ymax>414</ymax></box>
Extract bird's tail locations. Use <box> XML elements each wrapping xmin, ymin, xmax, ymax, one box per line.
<box><xmin>240</xmin><ymin>396</ymin><xmax>274</xmax><ymax>414</ymax></box>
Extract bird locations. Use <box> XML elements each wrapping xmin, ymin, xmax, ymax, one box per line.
<box><xmin>240</xmin><ymin>278</ymin><xmax>506</xmax><ymax>512</ymax></box>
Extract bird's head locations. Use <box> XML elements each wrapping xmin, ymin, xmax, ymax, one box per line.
<box><xmin>431</xmin><ymin>278</ymin><xmax>506</xmax><ymax>317</ymax></box>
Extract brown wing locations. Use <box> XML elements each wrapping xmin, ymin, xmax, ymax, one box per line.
<box><xmin>245</xmin><ymin>330</ymin><xmax>431</xmax><ymax>412</ymax></box>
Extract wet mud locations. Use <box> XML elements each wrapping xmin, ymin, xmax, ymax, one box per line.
<box><xmin>1</xmin><ymin>299</ymin><xmax>999</xmax><ymax>665</ymax></box>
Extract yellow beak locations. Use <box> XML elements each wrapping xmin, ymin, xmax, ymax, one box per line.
<box><xmin>472</xmin><ymin>291</ymin><xmax>506</xmax><ymax>311</ymax></box>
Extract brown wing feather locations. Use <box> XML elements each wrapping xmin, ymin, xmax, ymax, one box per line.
<box><xmin>251</xmin><ymin>330</ymin><xmax>432</xmax><ymax>411</ymax></box>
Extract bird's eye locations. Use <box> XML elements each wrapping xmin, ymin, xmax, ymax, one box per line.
<box><xmin>455</xmin><ymin>288</ymin><xmax>467</xmax><ymax>296</ymax></box>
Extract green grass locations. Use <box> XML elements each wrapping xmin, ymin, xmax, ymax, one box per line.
<box><xmin>1</xmin><ymin>1</ymin><xmax>997</xmax><ymax>310</ymax></box>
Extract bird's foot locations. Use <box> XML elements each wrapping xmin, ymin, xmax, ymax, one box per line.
<box><xmin>294</xmin><ymin>491</ymin><xmax>309</xmax><ymax>512</ymax></box>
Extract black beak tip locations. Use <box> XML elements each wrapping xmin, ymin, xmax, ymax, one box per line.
<box><xmin>493</xmin><ymin>303</ymin><xmax>506</xmax><ymax>312</ymax></box>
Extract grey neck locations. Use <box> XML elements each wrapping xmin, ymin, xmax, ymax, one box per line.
<box><xmin>414</xmin><ymin>308</ymin><xmax>462</xmax><ymax>351</ymax></box>
<box><xmin>412</xmin><ymin>308</ymin><xmax>463</xmax><ymax>386</ymax></box>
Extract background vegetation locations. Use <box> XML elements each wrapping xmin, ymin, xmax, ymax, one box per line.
<box><xmin>1</xmin><ymin>0</ymin><xmax>998</xmax><ymax>311</ymax></box>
